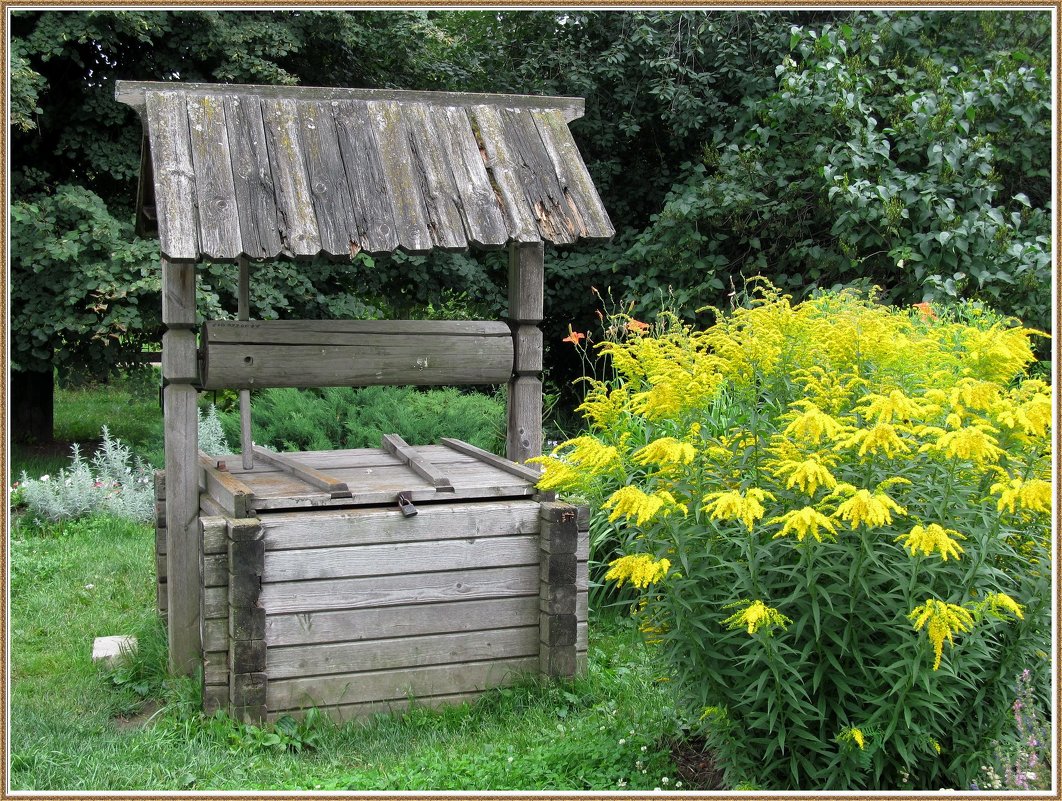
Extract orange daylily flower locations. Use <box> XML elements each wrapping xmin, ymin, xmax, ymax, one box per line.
<box><xmin>562</xmin><ymin>329</ymin><xmax>586</xmax><ymax>345</ymax></box>
<box><xmin>913</xmin><ymin>302</ymin><xmax>937</xmax><ymax>320</ymax></box>
<box><xmin>627</xmin><ymin>319</ymin><xmax>650</xmax><ymax>333</ymax></box>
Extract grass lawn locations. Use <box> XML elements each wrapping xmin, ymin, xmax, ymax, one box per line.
<box><xmin>10</xmin><ymin>515</ymin><xmax>690</xmax><ymax>792</ymax></box>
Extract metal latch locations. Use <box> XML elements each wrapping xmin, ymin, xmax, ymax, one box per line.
<box><xmin>397</xmin><ymin>492</ymin><xmax>418</xmax><ymax>518</ymax></box>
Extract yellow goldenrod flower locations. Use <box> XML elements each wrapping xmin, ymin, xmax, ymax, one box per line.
<box><xmin>838</xmin><ymin>727</ymin><xmax>867</xmax><ymax>750</ymax></box>
<box><xmin>632</xmin><ymin>437</ymin><xmax>696</xmax><ymax>467</ymax></box>
<box><xmin>770</xmin><ymin>453</ymin><xmax>839</xmax><ymax>496</ymax></box>
<box><xmin>603</xmin><ymin>486</ymin><xmax>663</xmax><ymax>526</ymax></box>
<box><xmin>837</xmin><ymin>421</ymin><xmax>911</xmax><ymax>458</ymax></box>
<box><xmin>527</xmin><ymin>455</ymin><xmax>584</xmax><ymax>492</ymax></box>
<box><xmin>895</xmin><ymin>523</ymin><xmax>966</xmax><ymax>561</ymax></box>
<box><xmin>949</xmin><ymin>378</ymin><xmax>1000</xmax><ymax>412</ymax></box>
<box><xmin>576</xmin><ymin>383</ymin><xmax>631</xmax><ymax>431</ymax></box>
<box><xmin>919</xmin><ymin>423</ymin><xmax>1004</xmax><ymax>464</ymax></box>
<box><xmin>702</xmin><ymin>487</ymin><xmax>775</xmax><ymax>532</ymax></box>
<box><xmin>784</xmin><ymin>399</ymin><xmax>846</xmax><ymax>444</ymax></box>
<box><xmin>552</xmin><ymin>435</ymin><xmax>621</xmax><ymax>473</ymax></box>
<box><xmin>834</xmin><ymin>485</ymin><xmax>906</xmax><ymax>530</ymax></box>
<box><xmin>604</xmin><ymin>554</ymin><xmax>671</xmax><ymax>589</ymax></box>
<box><xmin>858</xmin><ymin>388</ymin><xmax>933</xmax><ymax>424</ymax></box>
<box><xmin>769</xmin><ymin>506</ymin><xmax>839</xmax><ymax>543</ymax></box>
<box><xmin>722</xmin><ymin>599</ymin><xmax>792</xmax><ymax>635</ymax></box>
<box><xmin>995</xmin><ymin>393</ymin><xmax>1052</xmax><ymax>439</ymax></box>
<box><xmin>977</xmin><ymin>592</ymin><xmax>1024</xmax><ymax>622</ymax></box>
<box><xmin>931</xmin><ymin>739</ymin><xmax>941</xmax><ymax>754</ymax></box>
<box><xmin>991</xmin><ymin>477</ymin><xmax>1052</xmax><ymax>516</ymax></box>
<box><xmin>908</xmin><ymin>599</ymin><xmax>975</xmax><ymax>670</ymax></box>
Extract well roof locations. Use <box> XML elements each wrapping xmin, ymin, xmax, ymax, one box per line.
<box><xmin>116</xmin><ymin>81</ymin><xmax>614</xmax><ymax>261</ymax></box>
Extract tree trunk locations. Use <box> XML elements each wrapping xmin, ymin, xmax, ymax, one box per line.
<box><xmin>11</xmin><ymin>368</ymin><xmax>54</xmax><ymax>444</ymax></box>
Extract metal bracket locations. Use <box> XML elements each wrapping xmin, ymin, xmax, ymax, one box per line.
<box><xmin>396</xmin><ymin>492</ymin><xmax>418</xmax><ymax>518</ymax></box>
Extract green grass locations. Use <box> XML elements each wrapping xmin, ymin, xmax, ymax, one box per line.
<box><xmin>10</xmin><ymin>511</ymin><xmax>689</xmax><ymax>792</ymax></box>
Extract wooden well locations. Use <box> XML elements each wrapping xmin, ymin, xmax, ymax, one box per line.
<box><xmin>117</xmin><ymin>80</ymin><xmax>613</xmax><ymax>721</ymax></box>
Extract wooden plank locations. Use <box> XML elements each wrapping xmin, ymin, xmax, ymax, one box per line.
<box><xmin>507</xmin><ymin>375</ymin><xmax>543</xmax><ymax>465</ymax></box>
<box><xmin>204</xmin><ymin>319</ymin><xmax>512</xmax><ymax>343</ymax></box>
<box><xmin>469</xmin><ymin>104</ymin><xmax>539</xmax><ymax>242</ymax></box>
<box><xmin>199</xmin><ymin>458</ymin><xmax>254</xmax><ymax>518</ymax></box>
<box><xmin>438</xmin><ymin>438</ymin><xmax>541</xmax><ymax>483</ymax></box>
<box><xmin>511</xmin><ymin>324</ymin><xmax>543</xmax><ymax>374</ymax></box>
<box><xmin>204</xmin><ymin>617</ymin><xmax>228</xmax><ymax>652</ymax></box>
<box><xmin>437</xmin><ymin>106</ymin><xmax>509</xmax><ymax>249</ymax></box>
<box><xmin>205</xmin><ymin>587</ymin><xmax>228</xmax><ymax>619</ymax></box>
<box><xmin>531</xmin><ymin>108</ymin><xmax>614</xmax><ymax>240</ymax></box>
<box><xmin>299</xmin><ymin>100</ymin><xmax>361</xmax><ymax>256</ymax></box>
<box><xmin>267</xmin><ymin>626</ymin><xmax>539</xmax><ymax>680</ymax></box>
<box><xmin>265</xmin><ymin>691</ymin><xmax>485</xmax><ymax>724</ymax></box>
<box><xmin>224</xmin><ymin>93</ymin><xmax>284</xmax><ymax>258</ymax></box>
<box><xmin>266</xmin><ymin>595</ymin><xmax>540</xmax><ymax>647</ymax></box>
<box><xmin>497</xmin><ymin>107</ymin><xmax>582</xmax><ymax>244</ymax></box>
<box><xmin>118</xmin><ymin>81</ymin><xmax>586</xmax><ymax>122</ymax></box>
<box><xmin>260</xmin><ymin>564</ymin><xmax>540</xmax><ymax>615</ymax></box>
<box><xmin>367</xmin><ymin>100</ymin><xmax>432</xmax><ymax>253</ymax></box>
<box><xmin>403</xmin><ymin>102</ymin><xmax>467</xmax><ymax>251</ymax></box>
<box><xmin>201</xmin><ymin>515</ymin><xmax>228</xmax><ymax>555</ymax></box>
<box><xmin>185</xmin><ymin>93</ymin><xmax>242</xmax><ymax>259</ymax></box>
<box><xmin>380</xmin><ymin>434</ymin><xmax>452</xmax><ymax>492</ymax></box>
<box><xmin>161</xmin><ymin>259</ymin><xmax>196</xmax><ymax>328</ymax></box>
<box><xmin>259</xmin><ymin>500</ymin><xmax>540</xmax><ymax>551</ymax></box>
<box><xmin>161</xmin><ymin>328</ymin><xmax>198</xmax><ymax>384</ymax></box>
<box><xmin>263</xmin><ymin>534</ymin><xmax>540</xmax><ymax>583</ymax></box>
<box><xmin>144</xmin><ymin>91</ymin><xmax>199</xmax><ymax>260</ymax></box>
<box><xmin>237</xmin><ymin>256</ymin><xmax>254</xmax><ymax>471</ymax></box>
<box><xmin>203</xmin><ymin>553</ymin><xmax>228</xmax><ymax>587</ymax></box>
<box><xmin>332</xmin><ymin>99</ymin><xmax>398</xmax><ymax>254</ymax></box>
<box><xmin>201</xmin><ymin>338</ymin><xmax>514</xmax><ymax>390</ymax></box>
<box><xmin>260</xmin><ymin>97</ymin><xmax>321</xmax><ymax>257</ymax></box>
<box><xmin>251</xmin><ymin>446</ymin><xmax>351</xmax><ymax>497</ymax></box>
<box><xmin>267</xmin><ymin>655</ymin><xmax>539</xmax><ymax>711</ymax></box>
<box><xmin>204</xmin><ymin>649</ymin><xmax>228</xmax><ymax>686</ymax></box>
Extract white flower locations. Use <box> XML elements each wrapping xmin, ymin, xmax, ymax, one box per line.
<box><xmin>507</xmin><ymin>756</ymin><xmax>514</xmax><ymax>764</ymax></box>
<box><xmin>635</xmin><ymin>760</ymin><xmax>644</xmax><ymax>770</ymax></box>
<box><xmin>1027</xmin><ymin>772</ymin><xmax>1037</xmax><ymax>781</ymax></box>
<box><xmin>675</xmin><ymin>782</ymin><xmax>682</xmax><ymax>788</ymax></box>
<box><xmin>661</xmin><ymin>777</ymin><xmax>670</xmax><ymax>785</ymax></box>
<box><xmin>617</xmin><ymin>779</ymin><xmax>627</xmax><ymax>788</ymax></box>
<box><xmin>618</xmin><ymin>738</ymin><xmax>626</xmax><ymax>745</ymax></box>
<box><xmin>84</xmin><ymin>583</ymin><xmax>95</xmax><ymax>590</ymax></box>
<box><xmin>641</xmin><ymin>745</ymin><xmax>647</xmax><ymax>752</ymax></box>
<box><xmin>40</xmin><ymin>474</ymin><xmax>50</xmax><ymax>482</ymax></box>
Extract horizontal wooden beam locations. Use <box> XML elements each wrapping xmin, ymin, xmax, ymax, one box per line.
<box><xmin>380</xmin><ymin>434</ymin><xmax>454</xmax><ymax>492</ymax></box>
<box><xmin>251</xmin><ymin>447</ymin><xmax>351</xmax><ymax>498</ymax></box>
<box><xmin>200</xmin><ymin>319</ymin><xmax>514</xmax><ymax>390</ymax></box>
<box><xmin>115</xmin><ymin>81</ymin><xmax>585</xmax><ymax>123</ymax></box>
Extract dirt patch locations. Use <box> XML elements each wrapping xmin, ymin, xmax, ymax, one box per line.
<box><xmin>113</xmin><ymin>700</ymin><xmax>161</xmax><ymax>731</ymax></box>
<box><xmin>668</xmin><ymin>736</ymin><xmax>726</xmax><ymax>790</ymax></box>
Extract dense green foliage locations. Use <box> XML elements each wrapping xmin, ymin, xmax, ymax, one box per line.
<box><xmin>218</xmin><ymin>386</ymin><xmax>507</xmax><ymax>455</ymax></box>
<box><xmin>535</xmin><ymin>288</ymin><xmax>1051</xmax><ymax>789</ymax></box>
<box><xmin>10</xmin><ymin>10</ymin><xmax>1052</xmax><ymax>419</ymax></box>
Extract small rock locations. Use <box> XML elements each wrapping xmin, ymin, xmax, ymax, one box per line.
<box><xmin>92</xmin><ymin>635</ymin><xmax>137</xmax><ymax>667</ymax></box>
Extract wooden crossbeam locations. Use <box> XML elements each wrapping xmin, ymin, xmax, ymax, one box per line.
<box><xmin>439</xmin><ymin>438</ymin><xmax>542</xmax><ymax>483</ymax></box>
<box><xmin>251</xmin><ymin>447</ymin><xmax>352</xmax><ymax>499</ymax></box>
<box><xmin>381</xmin><ymin>434</ymin><xmax>455</xmax><ymax>492</ymax></box>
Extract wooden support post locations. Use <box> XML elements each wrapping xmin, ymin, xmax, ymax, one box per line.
<box><xmin>161</xmin><ymin>257</ymin><xmax>202</xmax><ymax>675</ymax></box>
<box><xmin>539</xmin><ymin>502</ymin><xmax>578</xmax><ymax>677</ymax></box>
<box><xmin>237</xmin><ymin>257</ymin><xmax>253</xmax><ymax>471</ymax></box>
<box><xmin>507</xmin><ymin>242</ymin><xmax>544</xmax><ymax>465</ymax></box>
<box><xmin>228</xmin><ymin>517</ymin><xmax>266</xmax><ymax>723</ymax></box>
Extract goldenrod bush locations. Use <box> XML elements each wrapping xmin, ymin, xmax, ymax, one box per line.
<box><xmin>535</xmin><ymin>285</ymin><xmax>1051</xmax><ymax>789</ymax></box>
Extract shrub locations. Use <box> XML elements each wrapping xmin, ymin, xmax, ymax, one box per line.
<box><xmin>221</xmin><ymin>386</ymin><xmax>507</xmax><ymax>456</ymax></box>
<box><xmin>534</xmin><ymin>284</ymin><xmax>1051</xmax><ymax>790</ymax></box>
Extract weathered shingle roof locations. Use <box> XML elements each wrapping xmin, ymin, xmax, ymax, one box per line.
<box><xmin>116</xmin><ymin>81</ymin><xmax>614</xmax><ymax>261</ymax></box>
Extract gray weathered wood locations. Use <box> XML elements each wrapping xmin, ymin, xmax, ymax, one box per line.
<box><xmin>237</xmin><ymin>256</ymin><xmax>254</xmax><ymax>470</ymax></box>
<box><xmin>205</xmin><ymin>318</ymin><xmax>511</xmax><ymax>342</ymax></box>
<box><xmin>380</xmin><ymin>434</ymin><xmax>453</xmax><ymax>492</ymax></box>
<box><xmin>469</xmin><ymin>104</ymin><xmax>540</xmax><ymax>242</ymax></box>
<box><xmin>185</xmin><ymin>93</ymin><xmax>242</xmax><ymax>259</ymax></box>
<box><xmin>251</xmin><ymin>447</ymin><xmax>350</xmax><ymax>497</ymax></box>
<box><xmin>265</xmin><ymin>595</ymin><xmax>539</xmax><ymax>647</ymax></box>
<box><xmin>163</xmin><ymin>381</ymin><xmax>201</xmax><ymax>674</ymax></box>
<box><xmin>223</xmin><ymin>93</ymin><xmax>284</xmax><ymax>258</ymax></box>
<box><xmin>507</xmin><ymin>375</ymin><xmax>543</xmax><ymax>465</ymax></box>
<box><xmin>200</xmin><ymin>517</ymin><xmax>228</xmax><ymax>555</ymax></box>
<box><xmin>404</xmin><ymin>103</ymin><xmax>466</xmax><ymax>251</ymax></box>
<box><xmin>511</xmin><ymin>324</ymin><xmax>543</xmax><ymax>374</ymax></box>
<box><xmin>204</xmin><ymin>617</ymin><xmax>228</xmax><ymax>651</ymax></box>
<box><xmin>299</xmin><ymin>100</ymin><xmax>360</xmax><ymax>255</ymax></box>
<box><xmin>118</xmin><ymin>81</ymin><xmax>586</xmax><ymax>122</ymax></box>
<box><xmin>145</xmin><ymin>92</ymin><xmax>199</xmax><ymax>260</ymax></box>
<box><xmin>531</xmin><ymin>108</ymin><xmax>615</xmax><ymax>240</ymax></box>
<box><xmin>496</xmin><ymin>107</ymin><xmax>582</xmax><ymax>244</ymax></box>
<box><xmin>263</xmin><ymin>534</ymin><xmax>540</xmax><ymax>583</ymax></box>
<box><xmin>199</xmin><ymin>459</ymin><xmax>254</xmax><ymax>518</ymax></box>
<box><xmin>260</xmin><ymin>97</ymin><xmax>321</xmax><ymax>257</ymax></box>
<box><xmin>332</xmin><ymin>100</ymin><xmax>399</xmax><ymax>254</ymax></box>
<box><xmin>438</xmin><ymin>438</ymin><xmax>541</xmax><ymax>483</ymax></box>
<box><xmin>267</xmin><ymin>655</ymin><xmax>539</xmax><ymax>712</ymax></box>
<box><xmin>368</xmin><ymin>100</ymin><xmax>432</xmax><ymax>253</ymax></box>
<box><xmin>267</xmin><ymin>626</ymin><xmax>538</xmax><ymax>680</ymax></box>
<box><xmin>259</xmin><ymin>564</ymin><xmax>539</xmax><ymax>615</ymax></box>
<box><xmin>161</xmin><ymin>259</ymin><xmax>197</xmax><ymax>327</ymax></box>
<box><xmin>258</xmin><ymin>499</ymin><xmax>540</xmax><ymax>551</ymax></box>
<box><xmin>507</xmin><ymin>241</ymin><xmax>545</xmax><ymax>322</ymax></box>
<box><xmin>200</xmin><ymin>321</ymin><xmax>514</xmax><ymax>389</ymax></box>
<box><xmin>437</xmin><ymin>106</ymin><xmax>508</xmax><ymax>248</ymax></box>
<box><xmin>265</xmin><ymin>691</ymin><xmax>484</xmax><ymax>724</ymax></box>
<box><xmin>161</xmin><ymin>329</ymin><xmax>198</xmax><ymax>384</ymax></box>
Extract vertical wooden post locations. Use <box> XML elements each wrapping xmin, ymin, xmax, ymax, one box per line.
<box><xmin>507</xmin><ymin>241</ymin><xmax>544</xmax><ymax>464</ymax></box>
<box><xmin>237</xmin><ymin>257</ymin><xmax>254</xmax><ymax>470</ymax></box>
<box><xmin>539</xmin><ymin>502</ymin><xmax>578</xmax><ymax>677</ymax></box>
<box><xmin>228</xmin><ymin>517</ymin><xmax>267</xmax><ymax>723</ymax></box>
<box><xmin>161</xmin><ymin>257</ymin><xmax>202</xmax><ymax>675</ymax></box>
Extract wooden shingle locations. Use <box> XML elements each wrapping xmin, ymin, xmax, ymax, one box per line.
<box><xmin>116</xmin><ymin>81</ymin><xmax>614</xmax><ymax>260</ymax></box>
